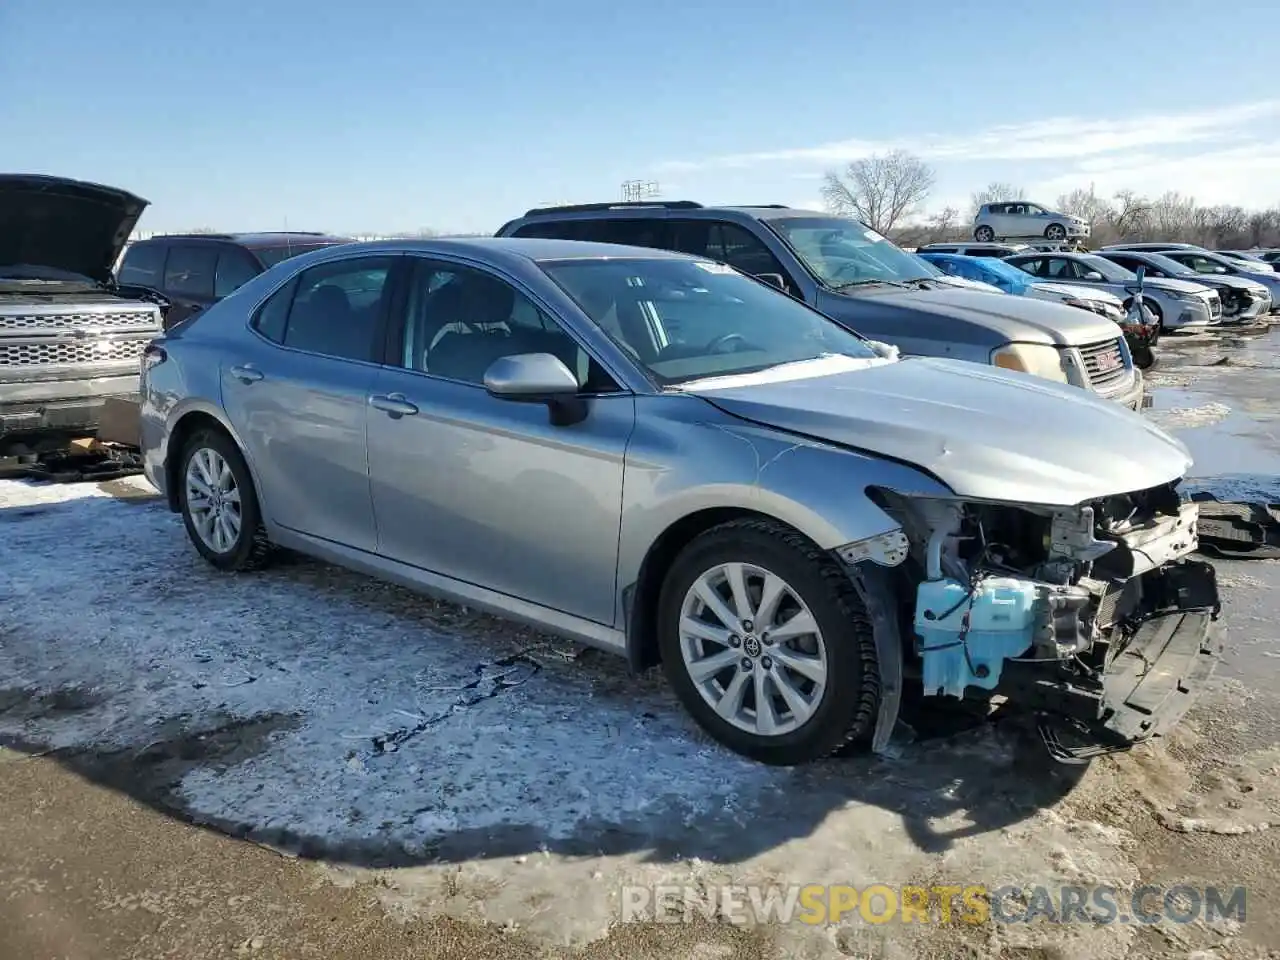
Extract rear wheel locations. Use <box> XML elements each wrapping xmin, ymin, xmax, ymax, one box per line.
<box><xmin>657</xmin><ymin>518</ymin><xmax>880</xmax><ymax>765</ymax></box>
<box><xmin>178</xmin><ymin>429</ymin><xmax>274</xmax><ymax>572</ymax></box>
<box><xmin>974</xmin><ymin>225</ymin><xmax>995</xmax><ymax>242</ymax></box>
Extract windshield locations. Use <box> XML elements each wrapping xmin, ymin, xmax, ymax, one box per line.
<box><xmin>1135</xmin><ymin>252</ymin><xmax>1192</xmax><ymax>275</ymax></box>
<box><xmin>541</xmin><ymin>257</ymin><xmax>879</xmax><ymax>386</ymax></box>
<box><xmin>765</xmin><ymin>217</ymin><xmax>935</xmax><ymax>287</ymax></box>
<box><xmin>1078</xmin><ymin>254</ymin><xmax>1134</xmax><ymax>281</ymax></box>
<box><xmin>254</xmin><ymin>243</ymin><xmax>343</xmax><ymax>268</ymax></box>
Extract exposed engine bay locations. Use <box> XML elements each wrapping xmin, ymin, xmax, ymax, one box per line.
<box><xmin>870</xmin><ymin>483</ymin><xmax>1222</xmax><ymax>758</ymax></box>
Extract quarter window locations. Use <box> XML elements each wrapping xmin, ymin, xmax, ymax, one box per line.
<box><xmin>163</xmin><ymin>246</ymin><xmax>218</xmax><ymax>298</ymax></box>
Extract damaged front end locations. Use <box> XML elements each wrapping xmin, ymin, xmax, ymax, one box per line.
<box><xmin>869</xmin><ymin>483</ymin><xmax>1223</xmax><ymax>762</ymax></box>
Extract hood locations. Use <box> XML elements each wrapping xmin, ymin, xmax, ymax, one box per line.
<box><xmin>934</xmin><ymin>275</ymin><xmax>1004</xmax><ymax>293</ymax></box>
<box><xmin>1031</xmin><ymin>281</ymin><xmax>1123</xmax><ymax>306</ymax></box>
<box><xmin>846</xmin><ymin>286</ymin><xmax>1121</xmax><ymax>346</ymax></box>
<box><xmin>1170</xmin><ymin>273</ymin><xmax>1263</xmax><ymax>293</ymax></box>
<box><xmin>688</xmin><ymin>357</ymin><xmax>1190</xmax><ymax>506</ymax></box>
<box><xmin>0</xmin><ymin>174</ymin><xmax>149</xmax><ymax>284</ymax></box>
<box><xmin>1141</xmin><ymin>276</ymin><xmax>1215</xmax><ymax>295</ymax></box>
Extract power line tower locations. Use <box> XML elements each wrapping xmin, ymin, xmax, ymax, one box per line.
<box><xmin>620</xmin><ymin>180</ymin><xmax>661</xmax><ymax>202</ymax></box>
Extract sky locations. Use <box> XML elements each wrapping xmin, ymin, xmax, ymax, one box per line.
<box><xmin>3</xmin><ymin>0</ymin><xmax>1279</xmax><ymax>235</ymax></box>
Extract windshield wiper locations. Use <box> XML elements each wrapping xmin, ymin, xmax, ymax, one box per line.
<box><xmin>897</xmin><ymin>277</ymin><xmax>942</xmax><ymax>288</ymax></box>
<box><xmin>829</xmin><ymin>278</ymin><xmax>908</xmax><ymax>292</ymax></box>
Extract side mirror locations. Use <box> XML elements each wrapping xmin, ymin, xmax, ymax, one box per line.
<box><xmin>1214</xmin><ymin>266</ymin><xmax>1228</xmax><ymax>274</ymax></box>
<box><xmin>484</xmin><ymin>352</ymin><xmax>586</xmax><ymax>426</ymax></box>
<box><xmin>1084</xmin><ymin>271</ymin><xmax>1105</xmax><ymax>282</ymax></box>
<box><xmin>756</xmin><ymin>272</ymin><xmax>786</xmax><ymax>290</ymax></box>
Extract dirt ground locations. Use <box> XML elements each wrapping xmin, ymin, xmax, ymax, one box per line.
<box><xmin>4</xmin><ymin>327</ymin><xmax>1280</xmax><ymax>959</ymax></box>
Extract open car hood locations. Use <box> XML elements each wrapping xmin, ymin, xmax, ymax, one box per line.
<box><xmin>688</xmin><ymin>357</ymin><xmax>1191</xmax><ymax>506</ymax></box>
<box><xmin>0</xmin><ymin>174</ymin><xmax>149</xmax><ymax>284</ymax></box>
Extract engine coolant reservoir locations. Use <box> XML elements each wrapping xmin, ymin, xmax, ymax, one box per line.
<box><xmin>913</xmin><ymin>576</ymin><xmax>1040</xmax><ymax>699</ymax></box>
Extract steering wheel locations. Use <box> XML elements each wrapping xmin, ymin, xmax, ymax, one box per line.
<box><xmin>706</xmin><ymin>332</ymin><xmax>750</xmax><ymax>354</ymax></box>
<box><xmin>826</xmin><ymin>259</ymin><xmax>868</xmax><ymax>283</ymax></box>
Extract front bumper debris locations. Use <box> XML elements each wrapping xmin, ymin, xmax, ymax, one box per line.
<box><xmin>1007</xmin><ymin>559</ymin><xmax>1223</xmax><ymax>762</ymax></box>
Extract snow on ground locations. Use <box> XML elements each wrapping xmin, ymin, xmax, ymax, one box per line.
<box><xmin>0</xmin><ymin>473</ymin><xmax>1206</xmax><ymax>957</ymax></box>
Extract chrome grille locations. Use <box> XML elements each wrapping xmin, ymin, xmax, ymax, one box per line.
<box><xmin>0</xmin><ymin>310</ymin><xmax>158</xmax><ymax>332</ymax></box>
<box><xmin>1078</xmin><ymin>337</ymin><xmax>1129</xmax><ymax>390</ymax></box>
<box><xmin>0</xmin><ymin>337</ymin><xmax>147</xmax><ymax>367</ymax></box>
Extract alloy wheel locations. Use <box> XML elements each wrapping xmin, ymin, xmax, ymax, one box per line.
<box><xmin>678</xmin><ymin>562</ymin><xmax>828</xmax><ymax>737</ymax></box>
<box><xmin>184</xmin><ymin>447</ymin><xmax>243</xmax><ymax>554</ymax></box>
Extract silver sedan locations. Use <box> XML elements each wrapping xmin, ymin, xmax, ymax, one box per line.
<box><xmin>139</xmin><ymin>238</ymin><xmax>1222</xmax><ymax>765</ymax></box>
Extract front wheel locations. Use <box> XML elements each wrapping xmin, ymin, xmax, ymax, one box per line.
<box><xmin>657</xmin><ymin>518</ymin><xmax>880</xmax><ymax>765</ymax></box>
<box><xmin>178</xmin><ymin>429</ymin><xmax>274</xmax><ymax>571</ymax></box>
<box><xmin>1045</xmin><ymin>223</ymin><xmax>1067</xmax><ymax>242</ymax></box>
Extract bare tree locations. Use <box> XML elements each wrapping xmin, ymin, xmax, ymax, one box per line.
<box><xmin>1056</xmin><ymin>185</ymin><xmax>1114</xmax><ymax>233</ymax></box>
<box><xmin>923</xmin><ymin>206</ymin><xmax>961</xmax><ymax>242</ymax></box>
<box><xmin>1148</xmin><ymin>192</ymin><xmax>1197</xmax><ymax>238</ymax></box>
<box><xmin>1110</xmin><ymin>190</ymin><xmax>1152</xmax><ymax>239</ymax></box>
<box><xmin>969</xmin><ymin>182</ymin><xmax>1025</xmax><ymax>218</ymax></box>
<box><xmin>821</xmin><ymin>150</ymin><xmax>936</xmax><ymax>233</ymax></box>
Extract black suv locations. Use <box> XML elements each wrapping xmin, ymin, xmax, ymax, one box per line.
<box><xmin>116</xmin><ymin>231</ymin><xmax>349</xmax><ymax>328</ymax></box>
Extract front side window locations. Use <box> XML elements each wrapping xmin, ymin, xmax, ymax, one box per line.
<box><xmin>163</xmin><ymin>246</ymin><xmax>217</xmax><ymax>298</ymax></box>
<box><xmin>251</xmin><ymin>256</ymin><xmax>394</xmax><ymax>362</ymax></box>
<box><xmin>396</xmin><ymin>260</ymin><xmax>615</xmax><ymax>390</ymax></box>
<box><xmin>543</xmin><ymin>256</ymin><xmax>878</xmax><ymax>386</ymax></box>
<box><xmin>766</xmin><ymin>216</ymin><xmax>934</xmax><ymax>288</ymax></box>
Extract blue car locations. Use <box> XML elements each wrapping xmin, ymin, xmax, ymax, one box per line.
<box><xmin>918</xmin><ymin>252</ymin><xmax>1158</xmax><ymax>364</ymax></box>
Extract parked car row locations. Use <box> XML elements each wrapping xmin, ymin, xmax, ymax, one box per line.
<box><xmin>2</xmin><ymin>175</ymin><xmax>1226</xmax><ymax>768</ymax></box>
<box><xmin>918</xmin><ymin>240</ymin><xmax>1277</xmax><ymax>328</ymax></box>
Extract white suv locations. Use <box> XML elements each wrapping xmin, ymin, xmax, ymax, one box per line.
<box><xmin>974</xmin><ymin>202</ymin><xmax>1090</xmax><ymax>243</ymax></box>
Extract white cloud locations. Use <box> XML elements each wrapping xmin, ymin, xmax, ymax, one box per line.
<box><xmin>656</xmin><ymin>100</ymin><xmax>1280</xmax><ymax>173</ymax></box>
<box><xmin>1029</xmin><ymin>143</ymin><xmax>1280</xmax><ymax>208</ymax></box>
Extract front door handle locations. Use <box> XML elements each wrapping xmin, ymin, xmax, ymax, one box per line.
<box><xmin>369</xmin><ymin>392</ymin><xmax>419</xmax><ymax>417</ymax></box>
<box><xmin>230</xmin><ymin>364</ymin><xmax>264</xmax><ymax>384</ymax></box>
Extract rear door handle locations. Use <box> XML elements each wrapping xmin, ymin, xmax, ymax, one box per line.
<box><xmin>369</xmin><ymin>392</ymin><xmax>419</xmax><ymax>417</ymax></box>
<box><xmin>230</xmin><ymin>364</ymin><xmax>264</xmax><ymax>383</ymax></box>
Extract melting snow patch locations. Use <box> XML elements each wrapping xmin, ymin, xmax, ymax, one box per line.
<box><xmin>1147</xmin><ymin>401</ymin><xmax>1232</xmax><ymax>430</ymax></box>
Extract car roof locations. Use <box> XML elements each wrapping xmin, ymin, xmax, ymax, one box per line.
<box><xmin>510</xmin><ymin>201</ymin><xmax>828</xmax><ymax>222</ymax></box>
<box><xmin>134</xmin><ymin>231</ymin><xmax>350</xmax><ymax>247</ymax></box>
<box><xmin>300</xmin><ymin>236</ymin><xmax>699</xmax><ymax>265</ymax></box>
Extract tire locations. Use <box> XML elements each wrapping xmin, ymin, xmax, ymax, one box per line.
<box><xmin>177</xmin><ymin>428</ymin><xmax>274</xmax><ymax>572</ymax></box>
<box><xmin>657</xmin><ymin>518</ymin><xmax>880</xmax><ymax>765</ymax></box>
<box><xmin>1045</xmin><ymin>223</ymin><xmax>1067</xmax><ymax>242</ymax></box>
<box><xmin>974</xmin><ymin>225</ymin><xmax>995</xmax><ymax>242</ymax></box>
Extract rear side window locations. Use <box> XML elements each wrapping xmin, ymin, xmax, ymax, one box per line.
<box><xmin>163</xmin><ymin>246</ymin><xmax>218</xmax><ymax>298</ymax></box>
<box><xmin>574</xmin><ymin>218</ymin><xmax>669</xmax><ymax>249</ymax></box>
<box><xmin>250</xmin><ymin>256</ymin><xmax>395</xmax><ymax>362</ymax></box>
<box><xmin>117</xmin><ymin>243</ymin><xmax>167</xmax><ymax>288</ymax></box>
<box><xmin>509</xmin><ymin>220</ymin><xmax>577</xmax><ymax>240</ymax></box>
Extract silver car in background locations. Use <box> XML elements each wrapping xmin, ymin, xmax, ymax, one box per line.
<box><xmin>1005</xmin><ymin>251</ymin><xmax>1221</xmax><ymax>331</ymax></box>
<box><xmin>1094</xmin><ymin>249</ymin><xmax>1273</xmax><ymax>321</ymax></box>
<box><xmin>973</xmin><ymin>202</ymin><xmax>1090</xmax><ymax>243</ymax></box>
<box><xmin>139</xmin><ymin>237</ymin><xmax>1222</xmax><ymax>766</ymax></box>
